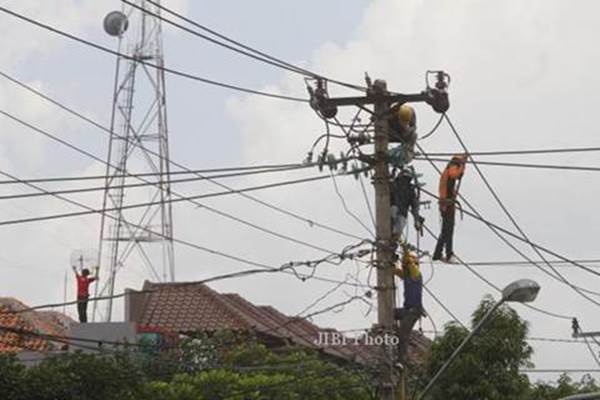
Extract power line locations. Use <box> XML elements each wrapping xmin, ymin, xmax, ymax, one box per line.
<box><xmin>422</xmin><ymin>285</ymin><xmax>467</xmax><ymax>329</ymax></box>
<box><xmin>443</xmin><ymin>114</ymin><xmax>600</xmax><ymax>305</ymax></box>
<box><xmin>0</xmin><ymin>6</ymin><xmax>307</xmax><ymax>103</ymax></box>
<box><xmin>418</xmin><ymin>114</ymin><xmax>445</xmax><ymax>141</ymax></box>
<box><xmin>0</xmin><ymin>170</ymin><xmax>374</xmax><ymax>309</ymax></box>
<box><xmin>415</xmin><ymin>156</ymin><xmax>600</xmax><ymax>173</ymax></box>
<box><xmin>421</xmin><ymin>283</ymin><xmax>582</xmax><ymax>344</ymax></box>
<box><xmin>0</xmin><ymin>332</ymin><xmax>374</xmax><ymax>396</ymax></box>
<box><xmin>421</xmin><ymin>223</ymin><xmax>574</xmax><ymax>321</ymax></box>
<box><xmin>358</xmin><ymin>174</ymin><xmax>376</xmax><ymax>231</ymax></box>
<box><xmin>0</xmin><ymin>168</ymin><xmax>350</xmax><ymax>227</ymax></box>
<box><xmin>1</xmin><ymin>296</ymin><xmax>369</xmax><ymax>350</ymax></box>
<box><xmin>0</xmin><ymin>164</ymin><xmax>329</xmax><ymax>201</ymax></box>
<box><xmin>419</xmin><ymin>187</ymin><xmax>600</xmax><ymax>281</ymax></box>
<box><xmin>528</xmin><ymin>337</ymin><xmax>585</xmax><ymax>344</ymax></box>
<box><xmin>424</xmin><ymin>146</ymin><xmax>600</xmax><ymax>157</ymax></box>
<box><xmin>579</xmin><ymin>322</ymin><xmax>600</xmax><ymax>367</ymax></box>
<box><xmin>420</xmin><ymin>185</ymin><xmax>600</xmax><ymax>302</ymax></box>
<box><xmin>416</xmin><ymin>138</ymin><xmax>600</xmax><ymax>302</ymax></box>
<box><xmin>329</xmin><ymin>170</ymin><xmax>375</xmax><ymax>238</ymax></box>
<box><xmin>0</xmin><ymin>68</ymin><xmax>364</xmax><ymax>242</ymax></box>
<box><xmin>8</xmin><ymin>256</ymin><xmax>366</xmax><ymax>315</ymax></box>
<box><xmin>447</xmin><ymin>259</ymin><xmax>600</xmax><ymax>268</ymax></box>
<box><xmin>1</xmin><ymin>166</ymin><xmax>371</xmax><ymax>289</ymax></box>
<box><xmin>523</xmin><ymin>369</ymin><xmax>600</xmax><ymax>373</ymax></box>
<box><xmin>0</xmin><ymin>108</ymin><xmax>369</xmax><ymax>258</ymax></box>
<box><xmin>0</xmin><ymin>162</ymin><xmax>325</xmax><ymax>185</ymax></box>
<box><xmin>138</xmin><ymin>0</ymin><xmax>368</xmax><ymax>92</ymax></box>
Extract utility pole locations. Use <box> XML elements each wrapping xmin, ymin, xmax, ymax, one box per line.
<box><xmin>308</xmin><ymin>73</ymin><xmax>449</xmax><ymax>400</ymax></box>
<box><xmin>372</xmin><ymin>79</ymin><xmax>397</xmax><ymax>400</ymax></box>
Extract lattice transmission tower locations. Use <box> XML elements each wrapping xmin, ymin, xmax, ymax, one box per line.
<box><xmin>95</xmin><ymin>1</ymin><xmax>175</xmax><ymax>321</ymax></box>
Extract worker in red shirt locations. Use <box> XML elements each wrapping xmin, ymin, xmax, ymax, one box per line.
<box><xmin>433</xmin><ymin>154</ymin><xmax>467</xmax><ymax>263</ymax></box>
<box><xmin>72</xmin><ymin>266</ymin><xmax>98</xmax><ymax>323</ymax></box>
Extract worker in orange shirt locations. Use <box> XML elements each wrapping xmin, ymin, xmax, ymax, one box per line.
<box><xmin>433</xmin><ymin>154</ymin><xmax>467</xmax><ymax>263</ymax></box>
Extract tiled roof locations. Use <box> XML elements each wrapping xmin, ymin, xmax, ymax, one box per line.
<box><xmin>0</xmin><ymin>298</ymin><xmax>73</xmax><ymax>354</ymax></box>
<box><xmin>138</xmin><ymin>282</ymin><xmax>249</xmax><ymax>332</ymax></box>
<box><xmin>130</xmin><ymin>281</ymin><xmax>430</xmax><ymax>366</ymax></box>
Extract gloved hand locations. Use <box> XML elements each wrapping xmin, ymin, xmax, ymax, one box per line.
<box><xmin>414</xmin><ymin>216</ymin><xmax>425</xmax><ymax>236</ymax></box>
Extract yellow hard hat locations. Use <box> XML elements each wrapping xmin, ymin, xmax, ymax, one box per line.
<box><xmin>403</xmin><ymin>250</ymin><xmax>418</xmax><ymax>264</ymax></box>
<box><xmin>397</xmin><ymin>104</ymin><xmax>415</xmax><ymax>128</ymax></box>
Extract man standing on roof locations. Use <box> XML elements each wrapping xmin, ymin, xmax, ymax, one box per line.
<box><xmin>72</xmin><ymin>266</ymin><xmax>98</xmax><ymax>323</ymax></box>
<box><xmin>433</xmin><ymin>154</ymin><xmax>467</xmax><ymax>263</ymax></box>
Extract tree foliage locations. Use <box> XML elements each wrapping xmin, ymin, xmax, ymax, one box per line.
<box><xmin>413</xmin><ymin>295</ymin><xmax>600</xmax><ymax>400</ymax></box>
<box><xmin>529</xmin><ymin>373</ymin><xmax>600</xmax><ymax>400</ymax></box>
<box><xmin>0</xmin><ymin>332</ymin><xmax>374</xmax><ymax>400</ymax></box>
<box><xmin>416</xmin><ymin>295</ymin><xmax>533</xmax><ymax>400</ymax></box>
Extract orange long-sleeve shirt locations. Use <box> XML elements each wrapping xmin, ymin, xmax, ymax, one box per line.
<box><xmin>439</xmin><ymin>159</ymin><xmax>466</xmax><ymax>211</ymax></box>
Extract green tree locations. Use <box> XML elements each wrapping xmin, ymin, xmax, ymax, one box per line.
<box><xmin>529</xmin><ymin>373</ymin><xmax>600</xmax><ymax>400</ymax></box>
<box><xmin>21</xmin><ymin>351</ymin><xmax>145</xmax><ymax>400</ymax></box>
<box><xmin>0</xmin><ymin>354</ymin><xmax>26</xmax><ymax>399</ymax></box>
<box><xmin>416</xmin><ymin>295</ymin><xmax>533</xmax><ymax>400</ymax></box>
<box><xmin>140</xmin><ymin>341</ymin><xmax>374</xmax><ymax>400</ymax></box>
<box><xmin>0</xmin><ymin>334</ymin><xmax>373</xmax><ymax>400</ymax></box>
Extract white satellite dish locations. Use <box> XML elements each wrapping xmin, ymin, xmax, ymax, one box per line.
<box><xmin>70</xmin><ymin>249</ymin><xmax>99</xmax><ymax>270</ymax></box>
<box><xmin>103</xmin><ymin>11</ymin><xmax>129</xmax><ymax>37</ymax></box>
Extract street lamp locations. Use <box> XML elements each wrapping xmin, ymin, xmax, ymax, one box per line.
<box><xmin>559</xmin><ymin>393</ymin><xmax>600</xmax><ymax>400</ymax></box>
<box><xmin>416</xmin><ymin>279</ymin><xmax>541</xmax><ymax>400</ymax></box>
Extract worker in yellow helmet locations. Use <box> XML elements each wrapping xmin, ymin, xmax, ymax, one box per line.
<box><xmin>389</xmin><ymin>104</ymin><xmax>417</xmax><ymax>164</ymax></box>
<box><xmin>394</xmin><ymin>250</ymin><xmax>423</xmax><ymax>321</ymax></box>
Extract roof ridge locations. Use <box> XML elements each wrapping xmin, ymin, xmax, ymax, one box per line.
<box><xmin>217</xmin><ymin>293</ymin><xmax>280</xmax><ymax>334</ymax></box>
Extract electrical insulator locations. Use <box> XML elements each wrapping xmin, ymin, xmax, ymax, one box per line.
<box><xmin>425</xmin><ymin>70</ymin><xmax>450</xmax><ymax>114</ymax></box>
<box><xmin>308</xmin><ymin>79</ymin><xmax>338</xmax><ymax>119</ymax></box>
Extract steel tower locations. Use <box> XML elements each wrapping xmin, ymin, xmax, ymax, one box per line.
<box><xmin>95</xmin><ymin>1</ymin><xmax>174</xmax><ymax>321</ymax></box>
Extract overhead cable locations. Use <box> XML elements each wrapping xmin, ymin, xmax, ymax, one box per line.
<box><xmin>421</xmin><ymin>223</ymin><xmax>574</xmax><ymax>321</ymax></box>
<box><xmin>415</xmin><ymin>156</ymin><xmax>600</xmax><ymax>173</ymax></box>
<box><xmin>0</xmin><ymin>164</ymin><xmax>331</xmax><ymax>201</ymax></box>
<box><xmin>0</xmin><ymin>68</ymin><xmax>364</xmax><ymax>241</ymax></box>
<box><xmin>138</xmin><ymin>0</ymin><xmax>368</xmax><ymax>92</ymax></box>
<box><xmin>417</xmin><ymin>140</ymin><xmax>600</xmax><ymax>301</ymax></box>
<box><xmin>0</xmin><ymin>6</ymin><xmax>306</xmax><ymax>102</ymax></box>
<box><xmin>424</xmin><ymin>146</ymin><xmax>600</xmax><ymax>157</ymax></box>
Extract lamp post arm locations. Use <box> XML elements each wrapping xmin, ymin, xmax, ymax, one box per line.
<box><xmin>559</xmin><ymin>392</ymin><xmax>600</xmax><ymax>400</ymax></box>
<box><xmin>417</xmin><ymin>299</ymin><xmax>505</xmax><ymax>400</ymax></box>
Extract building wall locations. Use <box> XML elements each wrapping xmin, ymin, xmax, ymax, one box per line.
<box><xmin>68</xmin><ymin>322</ymin><xmax>137</xmax><ymax>353</ymax></box>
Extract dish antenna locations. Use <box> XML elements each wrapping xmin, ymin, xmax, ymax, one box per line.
<box><xmin>70</xmin><ymin>248</ymin><xmax>99</xmax><ymax>271</ymax></box>
<box><xmin>103</xmin><ymin>11</ymin><xmax>129</xmax><ymax>37</ymax></box>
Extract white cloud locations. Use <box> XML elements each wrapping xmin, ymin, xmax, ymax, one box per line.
<box><xmin>227</xmin><ymin>0</ymin><xmax>600</xmax><ymax>376</ymax></box>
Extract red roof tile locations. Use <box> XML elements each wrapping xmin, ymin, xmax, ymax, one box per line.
<box><xmin>0</xmin><ymin>298</ymin><xmax>73</xmax><ymax>354</ymax></box>
<box><xmin>129</xmin><ymin>281</ymin><xmax>429</xmax><ymax>366</ymax></box>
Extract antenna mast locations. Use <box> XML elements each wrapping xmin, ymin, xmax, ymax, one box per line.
<box><xmin>95</xmin><ymin>0</ymin><xmax>175</xmax><ymax>321</ymax></box>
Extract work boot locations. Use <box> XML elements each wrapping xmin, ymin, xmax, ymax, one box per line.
<box><xmin>445</xmin><ymin>255</ymin><xmax>459</xmax><ymax>264</ymax></box>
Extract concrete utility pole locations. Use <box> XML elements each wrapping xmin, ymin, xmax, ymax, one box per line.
<box><xmin>371</xmin><ymin>79</ymin><xmax>397</xmax><ymax>400</ymax></box>
<box><xmin>308</xmin><ymin>73</ymin><xmax>449</xmax><ymax>400</ymax></box>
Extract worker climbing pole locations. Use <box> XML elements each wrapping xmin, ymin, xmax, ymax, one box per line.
<box><xmin>307</xmin><ymin>71</ymin><xmax>449</xmax><ymax>400</ymax></box>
